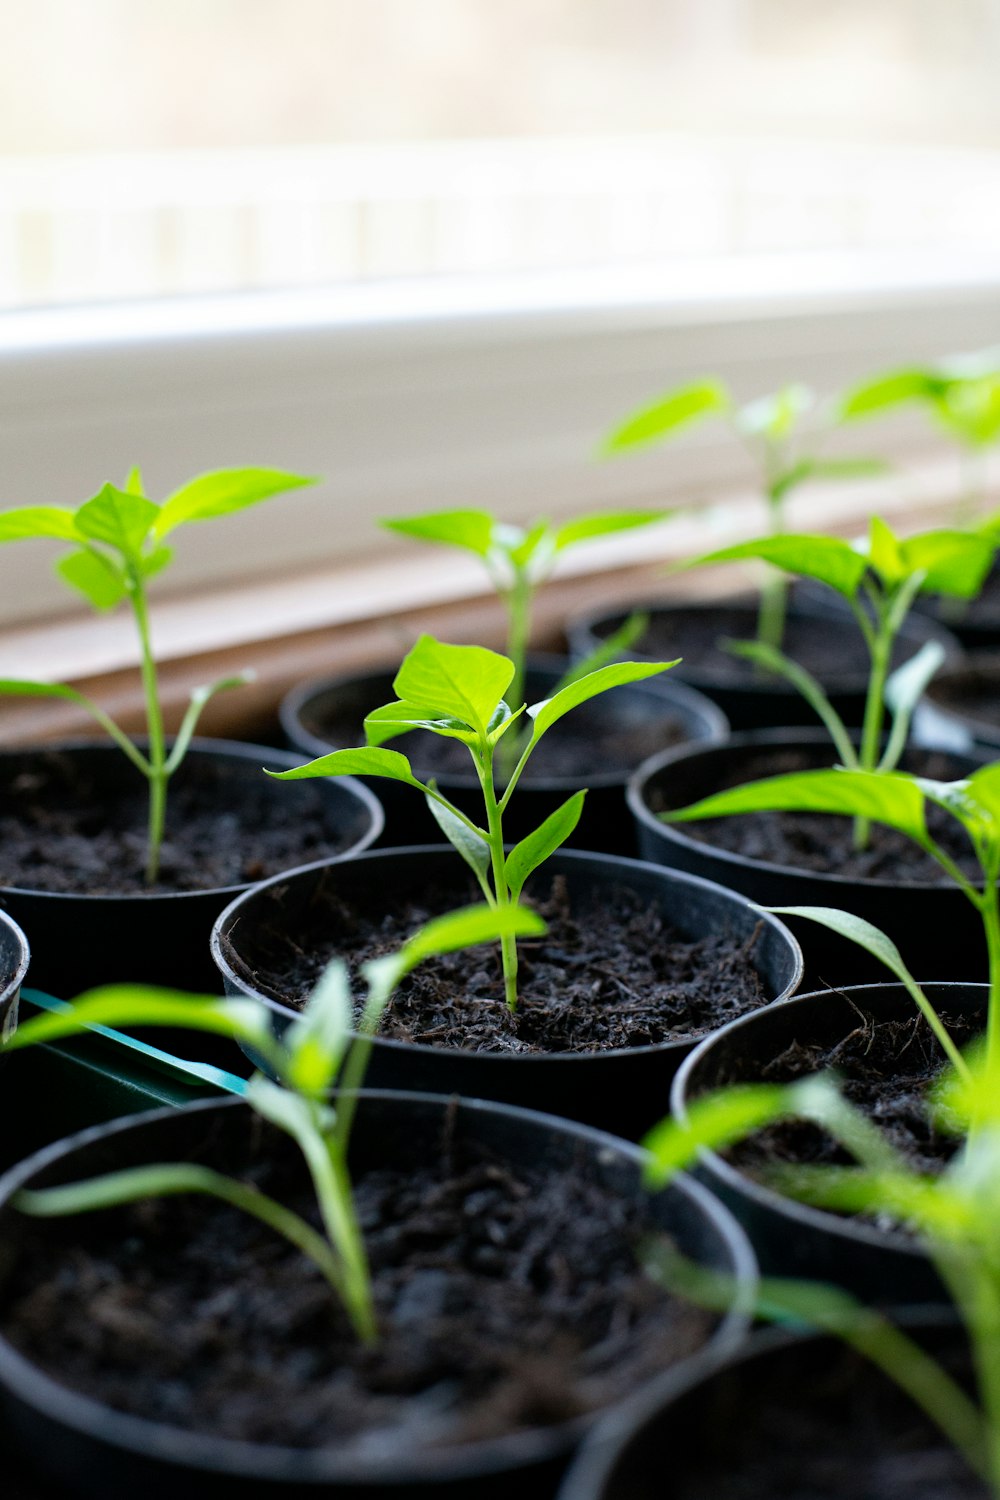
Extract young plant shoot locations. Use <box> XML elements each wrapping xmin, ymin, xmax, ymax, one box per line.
<box><xmin>603</xmin><ymin>379</ymin><xmax>884</xmax><ymax>652</ymax></box>
<box><xmin>267</xmin><ymin>632</ymin><xmax>677</xmax><ymax>1013</ymax></box>
<box><xmin>380</xmin><ymin>504</ymin><xmax>669</xmax><ymax>725</ymax></box>
<box><xmin>0</xmin><ymin>467</ymin><xmax>315</xmax><ymax>883</ymax></box>
<box><xmin>1</xmin><ymin>902</ymin><xmax>544</xmax><ymax>1345</ymax></box>
<box><xmin>679</xmin><ymin>517</ymin><xmax>993</xmax><ymax>845</ymax></box>
<box><xmin>642</xmin><ymin>1047</ymin><xmax>1000</xmax><ymax>1494</ymax></box>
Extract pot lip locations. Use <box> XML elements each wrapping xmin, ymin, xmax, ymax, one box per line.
<box><xmin>0</xmin><ymin>1089</ymin><xmax>756</xmax><ymax>1488</ymax></box>
<box><xmin>626</xmin><ymin>727</ymin><xmax>984</xmax><ymax>893</ymax></box>
<box><xmin>567</xmin><ymin>597</ymin><xmax>960</xmax><ymax>692</ymax></box>
<box><xmin>210</xmin><ymin>843</ymin><xmax>804</xmax><ymax>1063</ymax></box>
<box><xmin>669</xmin><ymin>979</ymin><xmax>987</xmax><ymax>1257</ymax></box>
<box><xmin>278</xmin><ymin>652</ymin><xmax>729</xmax><ymax>790</ymax></box>
<box><xmin>0</xmin><ymin>908</ymin><xmax>30</xmax><ymax>1006</ymax></box>
<box><xmin>0</xmin><ymin>736</ymin><xmax>384</xmax><ymax>905</ymax></box>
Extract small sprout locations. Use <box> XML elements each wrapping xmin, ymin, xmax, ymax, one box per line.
<box><xmin>268</xmin><ymin>633</ymin><xmax>677</xmax><ymax>1013</ymax></box>
<box><xmin>2</xmin><ymin>902</ymin><xmax>545</xmax><ymax>1344</ymax></box>
<box><xmin>0</xmin><ymin>467</ymin><xmax>316</xmax><ymax>884</ymax></box>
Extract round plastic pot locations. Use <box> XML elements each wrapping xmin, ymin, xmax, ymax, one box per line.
<box><xmin>568</xmin><ymin>597</ymin><xmax>961</xmax><ymax>732</ymax></box>
<box><xmin>0</xmin><ymin>739</ymin><xmax>383</xmax><ymax>997</ymax></box>
<box><xmin>913</xmin><ymin>559</ymin><xmax>1000</xmax><ymax>651</ymax></box>
<box><xmin>0</xmin><ymin>1090</ymin><xmax>757</xmax><ymax>1500</ymax></box>
<box><xmin>0</xmin><ymin>910</ymin><xmax>30</xmax><ymax>1042</ymax></box>
<box><xmin>627</xmin><ymin>729</ymin><xmax>985</xmax><ymax>989</ymax></box>
<box><xmin>279</xmin><ymin>655</ymin><xmax>727</xmax><ymax>856</ymax></box>
<box><xmin>557</xmin><ymin>1320</ymin><xmax>970</xmax><ymax>1500</ymax></box>
<box><xmin>917</xmin><ymin>650</ymin><xmax>1000</xmax><ymax>753</ymax></box>
<box><xmin>211</xmin><ymin>846</ymin><xmax>802</xmax><ymax>1142</ymax></box>
<box><xmin>671</xmin><ymin>981</ymin><xmax>985</xmax><ymax>1305</ymax></box>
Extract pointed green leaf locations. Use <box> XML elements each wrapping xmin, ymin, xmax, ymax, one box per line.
<box><xmin>504</xmin><ymin>791</ymin><xmax>586</xmax><ymax>899</ymax></box>
<box><xmin>55</xmin><ymin>548</ymin><xmax>129</xmax><ymax>610</ymax></box>
<box><xmin>380</xmin><ymin>508</ymin><xmax>495</xmax><ymax>557</ymax></box>
<box><xmin>897</xmin><ymin>530</ymin><xmax>994</xmax><ymax>599</ymax></box>
<box><xmin>139</xmin><ymin>542</ymin><xmax>174</xmax><ymax>582</ymax></box>
<box><xmin>123</xmin><ymin>466</ymin><xmax>146</xmax><ymax>496</ymax></box>
<box><xmin>690</xmin><ymin>535</ymin><xmax>866</xmax><ymax>600</ymax></box>
<box><xmin>0</xmin><ymin>506</ymin><xmax>79</xmax><ymax>542</ymax></box>
<box><xmin>771</xmin><ymin>907</ymin><xmax>914</xmax><ymax>986</ymax></box>
<box><xmin>527</xmin><ymin>660</ymin><xmax>677</xmax><ymax>741</ymax></box>
<box><xmin>363</xmin><ymin>699</ymin><xmax>471</xmax><ymax>748</ymax></box>
<box><xmin>425</xmin><ymin>793</ymin><xmax>491</xmax><ymax>886</ymax></box>
<box><xmin>664</xmin><ymin>767</ymin><xmax>929</xmax><ymax>844</ymax></box>
<box><xmin>643</xmin><ymin>1084</ymin><xmax>793</xmax><ymax>1185</ymax></box>
<box><xmin>736</xmin><ymin>383</ymin><xmax>814</xmax><ymax>440</ymax></box>
<box><xmin>557</xmin><ymin>610</ymin><xmax>650</xmax><ymax>688</ymax></box>
<box><xmin>393</xmin><ymin>636</ymin><xmax>514</xmax><ymax>736</ymax></box>
<box><xmin>75</xmin><ymin>483</ymin><xmax>159</xmax><ymax>559</ymax></box>
<box><xmin>265</xmin><ymin>746</ymin><xmax>426</xmax><ymax>790</ymax></box>
<box><xmin>396</xmin><ymin>902</ymin><xmax>546</xmax><ymax>976</ymax></box>
<box><xmin>602</xmin><ymin>380</ymin><xmax>730</xmax><ymax>453</ymax></box>
<box><xmin>3</xmin><ymin>988</ymin><xmax>273</xmax><ymax>1056</ymax></box>
<box><xmin>283</xmin><ymin>959</ymin><xmax>352</xmax><ymax>1095</ymax></box>
<box><xmin>153</xmin><ymin>468</ymin><xmax>316</xmax><ymax>538</ymax></box>
<box><xmin>553</xmin><ymin>509</ymin><xmax>670</xmax><ymax>552</ymax></box>
<box><xmin>866</xmin><ymin>516</ymin><xmax>904</xmax><ymax>585</ymax></box>
<box><xmin>506</xmin><ymin>519</ymin><xmax>552</xmax><ymax>569</ymax></box>
<box><xmin>838</xmin><ymin>369</ymin><xmax>944</xmax><ymax>421</ymax></box>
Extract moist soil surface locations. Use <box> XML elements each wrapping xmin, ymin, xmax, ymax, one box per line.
<box><xmin>649</xmin><ymin>746</ymin><xmax>981</xmax><ymax>883</ymax></box>
<box><xmin>223</xmin><ymin>873</ymin><xmax>770</xmax><ymax>1052</ymax></box>
<box><xmin>0</xmin><ymin>747</ymin><xmax>369</xmax><ymax>896</ymax></box>
<box><xmin>0</xmin><ymin>1121</ymin><xmax>710</xmax><ymax>1454</ymax></box>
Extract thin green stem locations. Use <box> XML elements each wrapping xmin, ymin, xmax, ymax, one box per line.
<box><xmin>477</xmin><ymin>742</ymin><xmax>518</xmax><ymax>1012</ymax></box>
<box><xmin>851</xmin><ymin>593</ymin><xmax>892</xmax><ymax>851</ymax></box>
<box><xmin>756</xmin><ymin>572</ymin><xmax>788</xmax><ymax>656</ymax></box>
<box><xmin>293</xmin><ymin>1106</ymin><xmax>376</xmax><ymax>1344</ymax></box>
<box><xmin>129</xmin><ymin>569</ymin><xmax>168</xmax><ymax>884</ymax></box>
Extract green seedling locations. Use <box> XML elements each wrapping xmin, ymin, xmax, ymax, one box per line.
<box><xmin>0</xmin><ymin>467</ymin><xmax>315</xmax><ymax>884</ymax></box>
<box><xmin>1</xmin><ymin>901</ymin><xmax>544</xmax><ymax>1345</ymax></box>
<box><xmin>267</xmin><ymin>632</ymin><xmax>676</xmax><ymax>1013</ymax></box>
<box><xmin>642</xmin><ymin>1051</ymin><xmax>1000</xmax><ymax>1494</ymax></box>
<box><xmin>603</xmin><ymin>379</ymin><xmax>884</xmax><ymax>652</ymax></box>
<box><xmin>678</xmin><ymin>518</ymin><xmax>993</xmax><ymax>846</ymax></box>
<box><xmin>380</xmin><ymin>505</ymin><xmax>669</xmax><ymax>746</ymax></box>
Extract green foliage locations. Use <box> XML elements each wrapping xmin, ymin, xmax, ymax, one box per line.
<box><xmin>841</xmin><ymin>353</ymin><xmax>1000</xmax><ymax>452</ymax></box>
<box><xmin>270</xmin><ymin>633</ymin><xmax>676</xmax><ymax>1011</ymax></box>
<box><xmin>0</xmin><ymin>467</ymin><xmax>315</xmax><ymax>883</ymax></box>
<box><xmin>4</xmin><ymin>903</ymin><xmax>543</xmax><ymax>1344</ymax></box>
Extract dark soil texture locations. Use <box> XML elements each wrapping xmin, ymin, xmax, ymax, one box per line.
<box><xmin>660</xmin><ymin>1339</ymin><xmax>986</xmax><ymax>1500</ymax></box>
<box><xmin>222</xmin><ymin>873</ymin><xmax>769</xmax><ymax>1053</ymax></box>
<box><xmin>650</xmin><ymin>746</ymin><xmax>982</xmax><ymax>883</ymax></box>
<box><xmin>719</xmin><ymin>1007</ymin><xmax>980</xmax><ymax>1184</ymax></box>
<box><xmin>0</xmin><ymin>748</ymin><xmax>368</xmax><ymax>896</ymax></box>
<box><xmin>0</xmin><ymin>1122</ymin><xmax>709</xmax><ymax>1454</ymax></box>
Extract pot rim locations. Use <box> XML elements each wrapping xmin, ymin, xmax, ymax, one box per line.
<box><xmin>626</xmin><ymin>727</ymin><xmax>985</xmax><ymax>893</ymax></box>
<box><xmin>210</xmin><ymin>844</ymin><xmax>804</xmax><ymax>1063</ymax></box>
<box><xmin>669</xmin><ymin>979</ymin><xmax>987</xmax><ymax>1258</ymax></box>
<box><xmin>0</xmin><ymin>1089</ymin><xmax>757</xmax><ymax>1489</ymax></box>
<box><xmin>0</xmin><ymin>737</ymin><xmax>384</xmax><ymax>905</ymax></box>
<box><xmin>0</xmin><ymin>907</ymin><xmax>30</xmax><ymax>1007</ymax></box>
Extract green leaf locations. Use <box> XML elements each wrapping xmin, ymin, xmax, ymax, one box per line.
<box><xmin>74</xmin><ymin>483</ymin><xmax>159</xmax><ymax>561</ymax></box>
<box><xmin>936</xmin><ymin>376</ymin><xmax>1000</xmax><ymax>447</ymax></box>
<box><xmin>505</xmin><ymin>791</ymin><xmax>586</xmax><ymax>899</ymax></box>
<box><xmin>736</xmin><ymin>383</ymin><xmax>814</xmax><ymax>441</ymax></box>
<box><xmin>690</xmin><ymin>535</ymin><xmax>867</xmax><ymax>600</ymax></box>
<box><xmin>897</xmin><ymin>529</ymin><xmax>995</xmax><ymax>599</ymax></box>
<box><xmin>556</xmin><ymin>610</ymin><xmax>650</xmax><ymax>688</ymax></box>
<box><xmin>265</xmin><ymin>746</ymin><xmax>426</xmax><ymax>790</ymax></box>
<box><xmin>55</xmin><ymin>548</ymin><xmax>129</xmax><ymax>610</ymax></box>
<box><xmin>642</xmin><ymin>1084</ymin><xmax>792</xmax><ymax>1186</ymax></box>
<box><xmin>0</xmin><ymin>506</ymin><xmax>79</xmax><ymax>542</ymax></box>
<box><xmin>552</xmin><ymin>509</ymin><xmax>669</xmax><ymax>552</ymax></box>
<box><xmin>664</xmin><ymin>767</ymin><xmax>929</xmax><ymax>845</ymax></box>
<box><xmin>527</xmin><ymin>660</ymin><xmax>677</xmax><ymax>741</ymax></box>
<box><xmin>123</xmin><ymin>466</ymin><xmax>146</xmax><ymax>496</ymax></box>
<box><xmin>393</xmin><ymin>636</ymin><xmax>514</xmax><ymax>737</ymax></box>
<box><xmin>363</xmin><ymin>699</ymin><xmax>475</xmax><ymax>748</ymax></box>
<box><xmin>396</xmin><ymin>902</ymin><xmax>546</xmax><ymax>976</ymax></box>
<box><xmin>153</xmin><ymin>468</ymin><xmax>317</xmax><ymax>538</ymax></box>
<box><xmin>425</xmin><ymin>793</ymin><xmax>491</xmax><ymax>887</ymax></box>
<box><xmin>3</xmin><ymin>988</ymin><xmax>273</xmax><ymax>1056</ymax></box>
<box><xmin>380</xmin><ymin>508</ymin><xmax>496</xmax><ymax>558</ymax></box>
<box><xmin>838</xmin><ymin>369</ymin><xmax>944</xmax><ymax>421</ymax></box>
<box><xmin>601</xmin><ymin>380</ymin><xmax>730</xmax><ymax>454</ymax></box>
<box><xmin>283</xmin><ymin>959</ymin><xmax>352</xmax><ymax>1096</ymax></box>
<box><xmin>139</xmin><ymin>543</ymin><xmax>174</xmax><ymax>582</ymax></box>
<box><xmin>866</xmin><ymin>515</ymin><xmax>905</xmax><ymax>586</ymax></box>
<box><xmin>506</xmin><ymin>519</ymin><xmax>552</xmax><ymax>570</ymax></box>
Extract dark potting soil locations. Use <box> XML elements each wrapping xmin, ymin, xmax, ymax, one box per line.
<box><xmin>649</xmin><ymin>747</ymin><xmax>981</xmax><ymax>882</ymax></box>
<box><xmin>0</xmin><ymin>1124</ymin><xmax>709</xmax><ymax>1453</ymax></box>
<box><xmin>0</xmin><ymin>748</ymin><xmax>364</xmax><ymax>896</ymax></box>
<box><xmin>223</xmin><ymin>874</ymin><xmax>769</xmax><ymax>1052</ymax></box>
<box><xmin>664</xmin><ymin>1340</ymin><xmax>986</xmax><ymax>1500</ymax></box>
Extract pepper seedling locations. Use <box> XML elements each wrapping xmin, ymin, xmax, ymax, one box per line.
<box><xmin>676</xmin><ymin>518</ymin><xmax>993</xmax><ymax>846</ymax></box>
<box><xmin>602</xmin><ymin>378</ymin><xmax>885</xmax><ymax>653</ymax></box>
<box><xmin>641</xmin><ymin>1050</ymin><xmax>1000</xmax><ymax>1494</ymax></box>
<box><xmin>2</xmin><ymin>901</ymin><xmax>544</xmax><ymax>1345</ymax></box>
<box><xmin>267</xmin><ymin>632</ymin><xmax>677</xmax><ymax>1013</ymax></box>
<box><xmin>0</xmin><ymin>466</ymin><xmax>315</xmax><ymax>883</ymax></box>
<box><xmin>380</xmin><ymin>504</ymin><xmax>669</xmax><ymax>747</ymax></box>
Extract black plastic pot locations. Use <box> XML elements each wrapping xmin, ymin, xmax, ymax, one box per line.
<box><xmin>211</xmin><ymin>846</ymin><xmax>802</xmax><ymax>1141</ymax></box>
<box><xmin>0</xmin><ymin>909</ymin><xmax>29</xmax><ymax>1043</ymax></box>
<box><xmin>557</xmin><ymin>1321</ymin><xmax>974</xmax><ymax>1500</ymax></box>
<box><xmin>671</xmin><ymin>981</ymin><xmax>985</xmax><ymax>1304</ymax></box>
<box><xmin>916</xmin><ymin>649</ymin><xmax>1000</xmax><ymax>752</ymax></box>
<box><xmin>568</xmin><ymin>597</ymin><xmax>962</xmax><ymax>732</ymax></box>
<box><xmin>628</xmin><ymin>729</ymin><xmax>985</xmax><ymax>989</ymax></box>
<box><xmin>0</xmin><ymin>739</ymin><xmax>383</xmax><ymax>998</ymax></box>
<box><xmin>913</xmin><ymin>559</ymin><xmax>1000</xmax><ymax>651</ymax></box>
<box><xmin>279</xmin><ymin>655</ymin><xmax>727</xmax><ymax>856</ymax></box>
<box><xmin>0</xmin><ymin>1091</ymin><xmax>757</xmax><ymax>1499</ymax></box>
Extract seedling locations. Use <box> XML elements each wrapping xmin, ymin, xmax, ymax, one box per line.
<box><xmin>603</xmin><ymin>379</ymin><xmax>884</xmax><ymax>651</ymax></box>
<box><xmin>380</xmin><ymin>505</ymin><xmax>668</xmax><ymax>742</ymax></box>
<box><xmin>1</xmin><ymin>902</ymin><xmax>544</xmax><ymax>1345</ymax></box>
<box><xmin>267</xmin><ymin>632</ymin><xmax>676</xmax><ymax>1012</ymax></box>
<box><xmin>0</xmin><ymin>467</ymin><xmax>315</xmax><ymax>883</ymax></box>
<box><xmin>678</xmin><ymin>518</ymin><xmax>993</xmax><ymax>846</ymax></box>
<box><xmin>642</xmin><ymin>1048</ymin><xmax>1000</xmax><ymax>1494</ymax></box>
